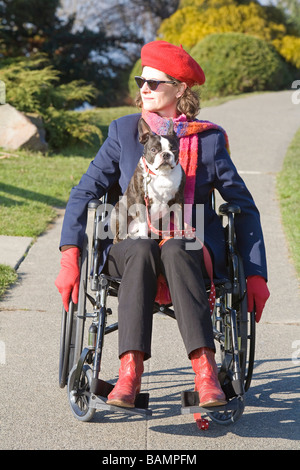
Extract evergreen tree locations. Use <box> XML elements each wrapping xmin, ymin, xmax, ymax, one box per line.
<box><xmin>0</xmin><ymin>0</ymin><xmax>66</xmax><ymax>56</ymax></box>
<box><xmin>0</xmin><ymin>0</ymin><xmax>141</xmax><ymax>105</ymax></box>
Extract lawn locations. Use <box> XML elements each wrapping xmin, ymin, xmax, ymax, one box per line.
<box><xmin>0</xmin><ymin>264</ymin><xmax>17</xmax><ymax>298</ymax></box>
<box><xmin>0</xmin><ymin>151</ymin><xmax>92</xmax><ymax>237</ymax></box>
<box><xmin>276</xmin><ymin>127</ymin><xmax>300</xmax><ymax>277</ymax></box>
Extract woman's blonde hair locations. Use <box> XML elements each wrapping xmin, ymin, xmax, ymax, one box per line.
<box><xmin>135</xmin><ymin>74</ymin><xmax>201</xmax><ymax>120</ymax></box>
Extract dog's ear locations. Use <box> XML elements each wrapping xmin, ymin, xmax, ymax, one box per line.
<box><xmin>138</xmin><ymin>118</ymin><xmax>152</xmax><ymax>144</ymax></box>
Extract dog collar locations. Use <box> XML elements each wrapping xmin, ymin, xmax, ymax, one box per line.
<box><xmin>142</xmin><ymin>156</ymin><xmax>158</xmax><ymax>175</ymax></box>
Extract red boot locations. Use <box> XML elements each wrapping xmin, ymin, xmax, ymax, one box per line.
<box><xmin>107</xmin><ymin>350</ymin><xmax>144</xmax><ymax>408</ymax></box>
<box><xmin>190</xmin><ymin>347</ymin><xmax>227</xmax><ymax>407</ymax></box>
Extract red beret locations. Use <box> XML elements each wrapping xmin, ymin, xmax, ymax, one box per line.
<box><xmin>141</xmin><ymin>40</ymin><xmax>205</xmax><ymax>87</ymax></box>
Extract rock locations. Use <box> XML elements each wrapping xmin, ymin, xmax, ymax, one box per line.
<box><xmin>24</xmin><ymin>112</ymin><xmax>48</xmax><ymax>152</ymax></box>
<box><xmin>0</xmin><ymin>103</ymin><xmax>48</xmax><ymax>153</ymax></box>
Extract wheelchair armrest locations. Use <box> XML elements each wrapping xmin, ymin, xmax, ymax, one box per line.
<box><xmin>218</xmin><ymin>203</ymin><xmax>241</xmax><ymax>216</ymax></box>
<box><xmin>88</xmin><ymin>198</ymin><xmax>102</xmax><ymax>210</ymax></box>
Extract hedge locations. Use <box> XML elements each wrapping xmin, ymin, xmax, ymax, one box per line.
<box><xmin>190</xmin><ymin>33</ymin><xmax>292</xmax><ymax>100</ymax></box>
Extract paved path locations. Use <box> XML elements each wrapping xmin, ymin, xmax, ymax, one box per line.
<box><xmin>0</xmin><ymin>91</ymin><xmax>299</xmax><ymax>451</ymax></box>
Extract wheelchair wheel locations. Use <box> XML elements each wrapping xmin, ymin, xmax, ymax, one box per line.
<box><xmin>234</xmin><ymin>254</ymin><xmax>256</xmax><ymax>391</ymax></box>
<box><xmin>208</xmin><ymin>254</ymin><xmax>254</xmax><ymax>426</ymax></box>
<box><xmin>58</xmin><ymin>234</ymin><xmax>89</xmax><ymax>388</ymax></box>
<box><xmin>59</xmin><ymin>301</ymin><xmax>76</xmax><ymax>388</ymax></box>
<box><xmin>234</xmin><ymin>254</ymin><xmax>248</xmax><ymax>384</ymax></box>
<box><xmin>244</xmin><ymin>307</ymin><xmax>255</xmax><ymax>391</ymax></box>
<box><xmin>73</xmin><ymin>234</ymin><xmax>89</xmax><ymax>366</ymax></box>
<box><xmin>67</xmin><ymin>364</ymin><xmax>96</xmax><ymax>422</ymax></box>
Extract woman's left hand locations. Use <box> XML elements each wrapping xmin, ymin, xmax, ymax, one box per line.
<box><xmin>247</xmin><ymin>275</ymin><xmax>270</xmax><ymax>323</ymax></box>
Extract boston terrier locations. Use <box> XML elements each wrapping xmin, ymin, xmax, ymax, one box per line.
<box><xmin>111</xmin><ymin>118</ymin><xmax>185</xmax><ymax>243</ymax></box>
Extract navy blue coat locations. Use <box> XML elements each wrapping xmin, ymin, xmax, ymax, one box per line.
<box><xmin>60</xmin><ymin>113</ymin><xmax>267</xmax><ymax>280</ymax></box>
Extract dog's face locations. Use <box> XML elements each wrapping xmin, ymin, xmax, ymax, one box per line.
<box><xmin>138</xmin><ymin>118</ymin><xmax>179</xmax><ymax>172</ymax></box>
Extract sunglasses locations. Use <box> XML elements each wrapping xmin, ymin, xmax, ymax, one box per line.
<box><xmin>135</xmin><ymin>76</ymin><xmax>176</xmax><ymax>91</ymax></box>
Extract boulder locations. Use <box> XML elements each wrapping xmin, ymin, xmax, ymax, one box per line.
<box><xmin>0</xmin><ymin>103</ymin><xmax>48</xmax><ymax>153</ymax></box>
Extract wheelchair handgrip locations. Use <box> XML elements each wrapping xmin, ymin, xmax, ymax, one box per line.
<box><xmin>88</xmin><ymin>198</ymin><xmax>102</xmax><ymax>210</ymax></box>
<box><xmin>218</xmin><ymin>203</ymin><xmax>241</xmax><ymax>216</ymax></box>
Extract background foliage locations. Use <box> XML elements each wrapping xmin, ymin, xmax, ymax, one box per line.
<box><xmin>0</xmin><ymin>0</ymin><xmax>143</xmax><ymax>107</ymax></box>
<box><xmin>1</xmin><ymin>0</ymin><xmax>299</xmax><ymax>150</ymax></box>
<box><xmin>128</xmin><ymin>0</ymin><xmax>299</xmax><ymax>102</ymax></box>
<box><xmin>190</xmin><ymin>32</ymin><xmax>292</xmax><ymax>100</ymax></box>
<box><xmin>158</xmin><ymin>0</ymin><xmax>300</xmax><ymax>74</ymax></box>
<box><xmin>0</xmin><ymin>54</ymin><xmax>103</xmax><ymax>149</ymax></box>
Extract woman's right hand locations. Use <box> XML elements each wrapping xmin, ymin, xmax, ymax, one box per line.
<box><xmin>55</xmin><ymin>247</ymin><xmax>80</xmax><ymax>312</ymax></box>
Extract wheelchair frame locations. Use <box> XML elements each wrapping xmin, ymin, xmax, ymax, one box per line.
<box><xmin>58</xmin><ymin>193</ymin><xmax>256</xmax><ymax>426</ymax></box>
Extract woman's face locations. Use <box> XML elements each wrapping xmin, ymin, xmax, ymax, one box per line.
<box><xmin>139</xmin><ymin>66</ymin><xmax>186</xmax><ymax>118</ymax></box>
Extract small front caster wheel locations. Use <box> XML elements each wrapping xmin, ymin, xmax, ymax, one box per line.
<box><xmin>67</xmin><ymin>364</ymin><xmax>96</xmax><ymax>422</ymax></box>
<box><xmin>207</xmin><ymin>396</ymin><xmax>245</xmax><ymax>426</ymax></box>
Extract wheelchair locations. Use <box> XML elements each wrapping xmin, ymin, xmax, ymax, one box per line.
<box><xmin>58</xmin><ymin>190</ymin><xmax>256</xmax><ymax>427</ymax></box>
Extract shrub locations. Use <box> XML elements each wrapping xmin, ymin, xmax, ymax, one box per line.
<box><xmin>190</xmin><ymin>33</ymin><xmax>292</xmax><ymax>99</ymax></box>
<box><xmin>273</xmin><ymin>35</ymin><xmax>300</xmax><ymax>69</ymax></box>
<box><xmin>0</xmin><ymin>54</ymin><xmax>102</xmax><ymax>150</ymax></box>
<box><xmin>42</xmin><ymin>107</ymin><xmax>103</xmax><ymax>150</ymax></box>
<box><xmin>158</xmin><ymin>2</ymin><xmax>287</xmax><ymax>49</ymax></box>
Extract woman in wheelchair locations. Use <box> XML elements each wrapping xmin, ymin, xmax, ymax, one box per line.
<box><xmin>55</xmin><ymin>41</ymin><xmax>270</xmax><ymax>410</ymax></box>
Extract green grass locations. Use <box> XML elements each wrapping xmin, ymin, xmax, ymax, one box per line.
<box><xmin>0</xmin><ymin>151</ymin><xmax>91</xmax><ymax>237</ymax></box>
<box><xmin>0</xmin><ymin>264</ymin><xmax>17</xmax><ymax>298</ymax></box>
<box><xmin>276</xmin><ymin>128</ymin><xmax>300</xmax><ymax>278</ymax></box>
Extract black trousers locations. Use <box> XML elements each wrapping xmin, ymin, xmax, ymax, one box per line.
<box><xmin>106</xmin><ymin>238</ymin><xmax>215</xmax><ymax>360</ymax></box>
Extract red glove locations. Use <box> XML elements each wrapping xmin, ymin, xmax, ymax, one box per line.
<box><xmin>247</xmin><ymin>275</ymin><xmax>270</xmax><ymax>323</ymax></box>
<box><xmin>55</xmin><ymin>247</ymin><xmax>80</xmax><ymax>312</ymax></box>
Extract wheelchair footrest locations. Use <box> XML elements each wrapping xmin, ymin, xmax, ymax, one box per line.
<box><xmin>89</xmin><ymin>378</ymin><xmax>152</xmax><ymax>416</ymax></box>
<box><xmin>134</xmin><ymin>392</ymin><xmax>150</xmax><ymax>410</ymax></box>
<box><xmin>222</xmin><ymin>379</ymin><xmax>244</xmax><ymax>400</ymax></box>
<box><xmin>181</xmin><ymin>391</ymin><xmax>240</xmax><ymax>414</ymax></box>
<box><xmin>90</xmin><ymin>378</ymin><xmax>114</xmax><ymax>397</ymax></box>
